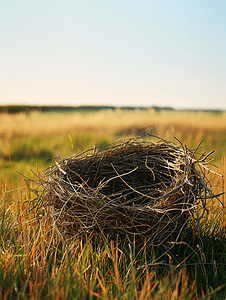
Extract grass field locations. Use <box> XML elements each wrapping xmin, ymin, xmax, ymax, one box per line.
<box><xmin>0</xmin><ymin>109</ymin><xmax>226</xmax><ymax>299</ymax></box>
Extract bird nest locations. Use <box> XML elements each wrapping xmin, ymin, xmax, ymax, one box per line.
<box><xmin>33</xmin><ymin>138</ymin><xmax>222</xmax><ymax>247</ymax></box>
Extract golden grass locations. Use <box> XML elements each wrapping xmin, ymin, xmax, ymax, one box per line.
<box><xmin>1</xmin><ymin>109</ymin><xmax>226</xmax><ymax>137</ymax></box>
<box><xmin>0</xmin><ymin>159</ymin><xmax>225</xmax><ymax>299</ymax></box>
<box><xmin>0</xmin><ymin>107</ymin><xmax>225</xmax><ymax>298</ymax></box>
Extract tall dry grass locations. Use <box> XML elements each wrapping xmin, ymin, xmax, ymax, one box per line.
<box><xmin>0</xmin><ymin>109</ymin><xmax>226</xmax><ymax>298</ymax></box>
<box><xmin>1</xmin><ymin>109</ymin><xmax>225</xmax><ymax>176</ymax></box>
<box><xmin>0</xmin><ymin>161</ymin><xmax>225</xmax><ymax>299</ymax></box>
<box><xmin>1</xmin><ymin>109</ymin><xmax>226</xmax><ymax>137</ymax></box>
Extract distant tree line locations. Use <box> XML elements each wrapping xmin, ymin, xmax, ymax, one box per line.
<box><xmin>0</xmin><ymin>105</ymin><xmax>223</xmax><ymax>114</ymax></box>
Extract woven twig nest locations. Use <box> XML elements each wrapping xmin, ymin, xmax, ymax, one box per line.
<box><xmin>34</xmin><ymin>138</ymin><xmax>221</xmax><ymax>247</ymax></box>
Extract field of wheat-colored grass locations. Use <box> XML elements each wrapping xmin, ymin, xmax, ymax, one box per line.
<box><xmin>0</xmin><ymin>109</ymin><xmax>225</xmax><ymax>183</ymax></box>
<box><xmin>1</xmin><ymin>109</ymin><xmax>226</xmax><ymax>137</ymax></box>
<box><xmin>0</xmin><ymin>109</ymin><xmax>226</xmax><ymax>299</ymax></box>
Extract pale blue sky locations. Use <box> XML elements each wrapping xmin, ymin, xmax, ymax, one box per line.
<box><xmin>1</xmin><ymin>0</ymin><xmax>226</xmax><ymax>109</ymax></box>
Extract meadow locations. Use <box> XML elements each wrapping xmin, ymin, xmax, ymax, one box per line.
<box><xmin>0</xmin><ymin>108</ymin><xmax>226</xmax><ymax>299</ymax></box>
